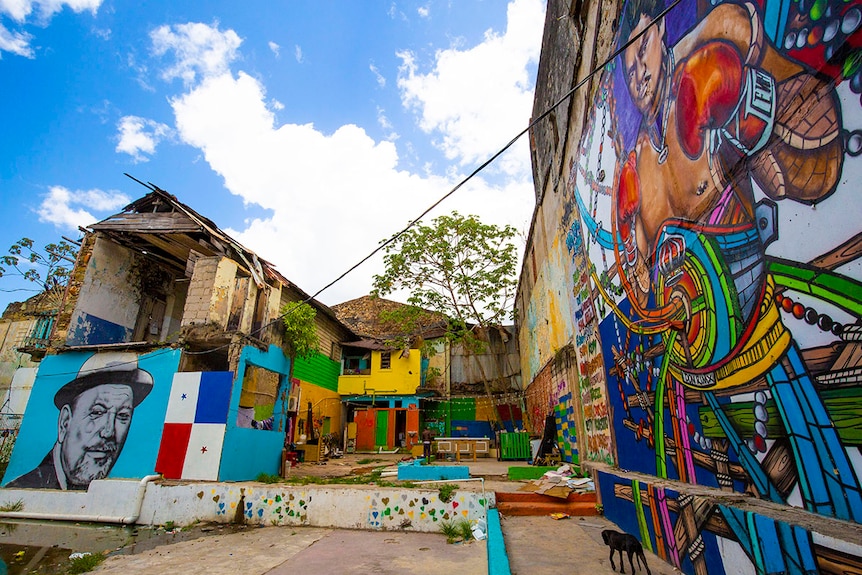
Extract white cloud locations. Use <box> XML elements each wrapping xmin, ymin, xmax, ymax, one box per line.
<box><xmin>0</xmin><ymin>22</ymin><xmax>32</xmax><ymax>57</ymax></box>
<box><xmin>156</xmin><ymin>4</ymin><xmax>541</xmax><ymax>306</ymax></box>
<box><xmin>294</xmin><ymin>44</ymin><xmax>302</xmax><ymax>63</ymax></box>
<box><xmin>150</xmin><ymin>22</ymin><xmax>241</xmax><ymax>85</ymax></box>
<box><xmin>397</xmin><ymin>0</ymin><xmax>543</xmax><ymax>177</ymax></box>
<box><xmin>116</xmin><ymin>115</ymin><xmax>171</xmax><ymax>162</ymax></box>
<box><xmin>376</xmin><ymin>106</ymin><xmax>398</xmax><ymax>141</ymax></box>
<box><xmin>1</xmin><ymin>0</ymin><xmax>100</xmax><ymax>21</ymax></box>
<box><xmin>417</xmin><ymin>5</ymin><xmax>430</xmax><ymax>18</ymax></box>
<box><xmin>369</xmin><ymin>63</ymin><xmax>386</xmax><ymax>88</ymax></box>
<box><xmin>268</xmin><ymin>40</ymin><xmax>280</xmax><ymax>58</ymax></box>
<box><xmin>37</xmin><ymin>186</ymin><xmax>129</xmax><ymax>230</ymax></box>
<box><xmin>0</xmin><ymin>0</ymin><xmax>101</xmax><ymax>57</ymax></box>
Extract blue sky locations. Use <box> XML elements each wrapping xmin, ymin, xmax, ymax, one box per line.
<box><xmin>0</xmin><ymin>0</ymin><xmax>545</xmax><ymax>311</ymax></box>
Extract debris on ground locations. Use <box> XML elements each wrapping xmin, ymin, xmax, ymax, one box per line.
<box><xmin>518</xmin><ymin>464</ymin><xmax>596</xmax><ymax>498</ymax></box>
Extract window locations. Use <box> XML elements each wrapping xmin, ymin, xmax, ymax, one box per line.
<box><xmin>236</xmin><ymin>364</ymin><xmax>283</xmax><ymax>430</ymax></box>
<box><xmin>380</xmin><ymin>351</ymin><xmax>391</xmax><ymax>370</ymax></box>
<box><xmin>343</xmin><ymin>352</ymin><xmax>371</xmax><ymax>375</ymax></box>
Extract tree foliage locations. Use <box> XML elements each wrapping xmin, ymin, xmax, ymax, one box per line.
<box><xmin>281</xmin><ymin>301</ymin><xmax>320</xmax><ymax>361</ymax></box>
<box><xmin>372</xmin><ymin>212</ymin><xmax>518</xmax><ymax>329</ymax></box>
<box><xmin>372</xmin><ymin>212</ymin><xmax>519</xmax><ymax>424</ymax></box>
<box><xmin>0</xmin><ymin>237</ymin><xmax>78</xmax><ymax>292</ymax></box>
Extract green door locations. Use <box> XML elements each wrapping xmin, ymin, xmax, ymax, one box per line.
<box><xmin>375</xmin><ymin>410</ymin><xmax>389</xmax><ymax>448</ymax></box>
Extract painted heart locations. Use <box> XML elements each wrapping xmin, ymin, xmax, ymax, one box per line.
<box><xmin>213</xmin><ymin>495</ymin><xmax>220</xmax><ymax>503</ymax></box>
<box><xmin>452</xmin><ymin>501</ymin><xmax>459</xmax><ymax>509</ymax></box>
<box><xmin>383</xmin><ymin>508</ymin><xmax>391</xmax><ymax>516</ymax></box>
<box><xmin>373</xmin><ymin>511</ymin><xmax>379</xmax><ymax>519</ymax></box>
<box><xmin>275</xmin><ymin>495</ymin><xmax>282</xmax><ymax>502</ymax></box>
<box><xmin>422</xmin><ymin>497</ymin><xmax>429</xmax><ymax>505</ymax></box>
<box><xmin>382</xmin><ymin>497</ymin><xmax>389</xmax><ymax>504</ymax></box>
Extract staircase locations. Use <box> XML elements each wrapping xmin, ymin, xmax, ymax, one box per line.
<box><xmin>494</xmin><ymin>490</ymin><xmax>598</xmax><ymax>517</ymax></box>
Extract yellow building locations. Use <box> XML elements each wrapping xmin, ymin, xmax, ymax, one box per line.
<box><xmin>338</xmin><ymin>341</ymin><xmax>422</xmax><ymax>451</ymax></box>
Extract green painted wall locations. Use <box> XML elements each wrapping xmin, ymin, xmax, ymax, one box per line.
<box><xmin>293</xmin><ymin>352</ymin><xmax>340</xmax><ymax>392</ymax></box>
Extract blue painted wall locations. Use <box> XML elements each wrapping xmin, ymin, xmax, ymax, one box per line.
<box><xmin>218</xmin><ymin>344</ymin><xmax>291</xmax><ymax>481</ymax></box>
<box><xmin>2</xmin><ymin>349</ymin><xmax>181</xmax><ymax>486</ymax></box>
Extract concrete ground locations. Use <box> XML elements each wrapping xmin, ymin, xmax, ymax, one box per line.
<box><xmin>88</xmin><ymin>453</ymin><xmax>678</xmax><ymax>575</ymax></box>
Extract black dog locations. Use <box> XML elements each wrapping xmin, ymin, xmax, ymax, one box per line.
<box><xmin>601</xmin><ymin>529</ymin><xmax>651</xmax><ymax>575</ymax></box>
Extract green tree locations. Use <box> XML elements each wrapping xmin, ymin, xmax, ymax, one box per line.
<box><xmin>372</xmin><ymin>212</ymin><xmax>518</xmax><ymax>426</ymax></box>
<box><xmin>281</xmin><ymin>301</ymin><xmax>320</xmax><ymax>363</ymax></box>
<box><xmin>280</xmin><ymin>300</ymin><xmax>320</xmax><ymax>436</ymax></box>
<box><xmin>0</xmin><ymin>237</ymin><xmax>78</xmax><ymax>293</ymax></box>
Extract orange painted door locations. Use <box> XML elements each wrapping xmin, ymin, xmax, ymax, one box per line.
<box><xmin>406</xmin><ymin>406</ymin><xmax>419</xmax><ymax>448</ymax></box>
<box><xmin>355</xmin><ymin>410</ymin><xmax>376</xmax><ymax>451</ymax></box>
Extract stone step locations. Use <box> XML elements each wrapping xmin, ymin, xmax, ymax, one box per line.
<box><xmin>495</xmin><ymin>490</ymin><xmax>598</xmax><ymax>517</ymax></box>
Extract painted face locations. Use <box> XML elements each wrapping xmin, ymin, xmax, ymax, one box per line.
<box><xmin>58</xmin><ymin>384</ymin><xmax>134</xmax><ymax>487</ymax></box>
<box><xmin>623</xmin><ymin>14</ymin><xmax>666</xmax><ymax>119</ymax></box>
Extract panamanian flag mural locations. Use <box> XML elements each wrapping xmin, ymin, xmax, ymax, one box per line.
<box><xmin>155</xmin><ymin>371</ymin><xmax>233</xmax><ymax>480</ymax></box>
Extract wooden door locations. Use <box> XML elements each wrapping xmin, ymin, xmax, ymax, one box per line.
<box><xmin>375</xmin><ymin>409</ymin><xmax>389</xmax><ymax>448</ymax></box>
<box><xmin>355</xmin><ymin>410</ymin><xmax>376</xmax><ymax>452</ymax></box>
<box><xmin>406</xmin><ymin>406</ymin><xmax>420</xmax><ymax>448</ymax></box>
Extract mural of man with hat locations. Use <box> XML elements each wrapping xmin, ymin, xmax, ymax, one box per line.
<box><xmin>6</xmin><ymin>352</ymin><xmax>153</xmax><ymax>490</ymax></box>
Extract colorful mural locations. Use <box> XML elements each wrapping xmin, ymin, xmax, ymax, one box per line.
<box><xmin>2</xmin><ymin>349</ymin><xmax>181</xmax><ymax>489</ymax></box>
<box><xmin>565</xmin><ymin>0</ymin><xmax>862</xmax><ymax>567</ymax></box>
<box><xmin>524</xmin><ymin>346</ymin><xmax>583</xmax><ymax>463</ymax></box>
<box><xmin>599</xmin><ymin>471</ymin><xmax>862</xmax><ymax>575</ymax></box>
<box><xmin>201</xmin><ymin>484</ymin><xmax>486</xmax><ymax>529</ymax></box>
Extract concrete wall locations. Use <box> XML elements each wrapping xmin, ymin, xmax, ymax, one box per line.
<box><xmin>220</xmin><ymin>344</ymin><xmax>291</xmax><ymax>481</ymax></box>
<box><xmin>0</xmin><ymin>318</ymin><xmax>37</xmax><ymax>395</ymax></box>
<box><xmin>66</xmin><ymin>239</ymin><xmax>139</xmax><ymax>345</ymax></box>
<box><xmin>0</xmin><ymin>480</ymin><xmax>490</xmax><ymax>532</ymax></box>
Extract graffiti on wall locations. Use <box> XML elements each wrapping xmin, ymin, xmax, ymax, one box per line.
<box><xmin>2</xmin><ymin>349</ymin><xmax>181</xmax><ymax>489</ymax></box>
<box><xmin>566</xmin><ymin>0</ymin><xmax>862</xmax><ymax>564</ymax></box>
<box><xmin>598</xmin><ymin>471</ymin><xmax>862</xmax><ymax>574</ymax></box>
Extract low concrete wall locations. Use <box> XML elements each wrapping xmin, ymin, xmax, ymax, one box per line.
<box><xmin>0</xmin><ymin>479</ymin><xmax>144</xmax><ymax>521</ymax></box>
<box><xmin>0</xmin><ymin>480</ymin><xmax>491</xmax><ymax>533</ymax></box>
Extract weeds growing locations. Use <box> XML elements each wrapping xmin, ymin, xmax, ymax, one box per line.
<box><xmin>67</xmin><ymin>552</ymin><xmax>106</xmax><ymax>574</ymax></box>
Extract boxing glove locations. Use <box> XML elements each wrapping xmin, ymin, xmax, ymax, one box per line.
<box><xmin>675</xmin><ymin>41</ymin><xmax>748</xmax><ymax>159</ymax></box>
<box><xmin>617</xmin><ymin>151</ymin><xmax>641</xmax><ymax>266</ymax></box>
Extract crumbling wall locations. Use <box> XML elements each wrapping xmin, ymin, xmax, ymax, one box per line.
<box><xmin>66</xmin><ymin>238</ymin><xmax>140</xmax><ymax>345</ymax></box>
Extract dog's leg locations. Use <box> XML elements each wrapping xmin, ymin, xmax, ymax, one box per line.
<box><xmin>639</xmin><ymin>551</ymin><xmax>651</xmax><ymax>575</ymax></box>
<box><xmin>627</xmin><ymin>549</ymin><xmax>636</xmax><ymax>574</ymax></box>
<box><xmin>608</xmin><ymin>546</ymin><xmax>617</xmax><ymax>571</ymax></box>
<box><xmin>618</xmin><ymin>549</ymin><xmax>626</xmax><ymax>574</ymax></box>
